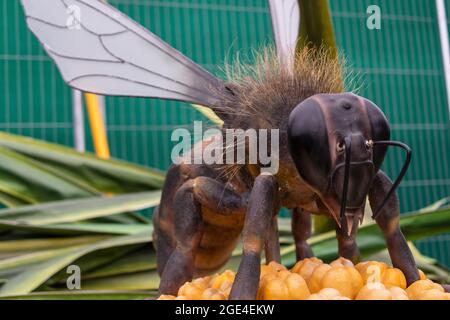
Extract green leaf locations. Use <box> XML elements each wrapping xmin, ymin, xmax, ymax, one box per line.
<box><xmin>27</xmin><ymin>160</ymin><xmax>103</xmax><ymax>195</ymax></box>
<box><xmin>0</xmin><ymin>191</ymin><xmax>28</xmax><ymax>208</ymax></box>
<box><xmin>80</xmin><ymin>271</ymin><xmax>160</xmax><ymax>291</ymax></box>
<box><xmin>83</xmin><ymin>248</ymin><xmax>156</xmax><ymax>280</ymax></box>
<box><xmin>0</xmin><ymin>236</ymin><xmax>110</xmax><ymax>271</ymax></box>
<box><xmin>419</xmin><ymin>197</ymin><xmax>450</xmax><ymax>212</ymax></box>
<box><xmin>277</xmin><ymin>218</ymin><xmax>291</xmax><ymax>234</ymax></box>
<box><xmin>47</xmin><ymin>245</ymin><xmax>143</xmax><ymax>285</ymax></box>
<box><xmin>191</xmin><ymin>104</ymin><xmax>223</xmax><ymax>126</ymax></box>
<box><xmin>0</xmin><ymin>231</ymin><xmax>151</xmax><ymax>296</ymax></box>
<box><xmin>0</xmin><ymin>146</ymin><xmax>94</xmax><ymax>204</ymax></box>
<box><xmin>297</xmin><ymin>0</ymin><xmax>338</xmax><ymax>58</ymax></box>
<box><xmin>0</xmin><ymin>132</ymin><xmax>165</xmax><ymax>194</ymax></box>
<box><xmin>0</xmin><ymin>247</ymin><xmax>78</xmax><ymax>272</ymax></box>
<box><xmin>0</xmin><ymin>221</ymin><xmax>152</xmax><ymax>236</ymax></box>
<box><xmin>0</xmin><ymin>290</ymin><xmax>153</xmax><ymax>300</ymax></box>
<box><xmin>0</xmin><ymin>191</ymin><xmax>161</xmax><ymax>225</ymax></box>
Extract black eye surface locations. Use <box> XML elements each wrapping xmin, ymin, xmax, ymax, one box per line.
<box><xmin>287</xmin><ymin>98</ymin><xmax>331</xmax><ymax>192</ymax></box>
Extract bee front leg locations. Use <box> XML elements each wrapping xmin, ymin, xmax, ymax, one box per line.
<box><xmin>157</xmin><ymin>179</ymin><xmax>203</xmax><ymax>296</ymax></box>
<box><xmin>369</xmin><ymin>171</ymin><xmax>419</xmax><ymax>285</ymax></box>
<box><xmin>229</xmin><ymin>173</ymin><xmax>279</xmax><ymax>300</ymax></box>
<box><xmin>335</xmin><ymin>215</ymin><xmax>360</xmax><ymax>263</ymax></box>
<box><xmin>158</xmin><ymin>176</ymin><xmax>247</xmax><ymax>296</ymax></box>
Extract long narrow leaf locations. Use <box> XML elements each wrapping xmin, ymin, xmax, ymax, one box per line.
<box><xmin>0</xmin><ymin>231</ymin><xmax>151</xmax><ymax>296</ymax></box>
<box><xmin>79</xmin><ymin>271</ymin><xmax>160</xmax><ymax>291</ymax></box>
<box><xmin>83</xmin><ymin>248</ymin><xmax>156</xmax><ymax>280</ymax></box>
<box><xmin>0</xmin><ymin>247</ymin><xmax>79</xmax><ymax>272</ymax></box>
<box><xmin>0</xmin><ymin>132</ymin><xmax>165</xmax><ymax>193</ymax></box>
<box><xmin>0</xmin><ymin>290</ymin><xmax>153</xmax><ymax>300</ymax></box>
<box><xmin>0</xmin><ymin>222</ymin><xmax>152</xmax><ymax>236</ymax></box>
<box><xmin>0</xmin><ymin>191</ymin><xmax>161</xmax><ymax>225</ymax></box>
<box><xmin>47</xmin><ymin>246</ymin><xmax>143</xmax><ymax>285</ymax></box>
<box><xmin>0</xmin><ymin>147</ymin><xmax>93</xmax><ymax>204</ymax></box>
<box><xmin>0</xmin><ymin>237</ymin><xmax>111</xmax><ymax>273</ymax></box>
<box><xmin>0</xmin><ymin>192</ymin><xmax>28</xmax><ymax>208</ymax></box>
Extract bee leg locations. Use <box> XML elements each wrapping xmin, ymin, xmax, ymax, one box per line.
<box><xmin>369</xmin><ymin>170</ymin><xmax>420</xmax><ymax>286</ymax></box>
<box><xmin>265</xmin><ymin>214</ymin><xmax>281</xmax><ymax>263</ymax></box>
<box><xmin>152</xmin><ymin>206</ymin><xmax>175</xmax><ymax>276</ymax></box>
<box><xmin>191</xmin><ymin>176</ymin><xmax>247</xmax><ymax>216</ymax></box>
<box><xmin>157</xmin><ymin>179</ymin><xmax>203</xmax><ymax>296</ymax></box>
<box><xmin>158</xmin><ymin>176</ymin><xmax>247</xmax><ymax>296</ymax></box>
<box><xmin>229</xmin><ymin>173</ymin><xmax>279</xmax><ymax>300</ymax></box>
<box><xmin>153</xmin><ymin>165</ymin><xmax>185</xmax><ymax>276</ymax></box>
<box><xmin>292</xmin><ymin>208</ymin><xmax>314</xmax><ymax>260</ymax></box>
<box><xmin>335</xmin><ymin>214</ymin><xmax>360</xmax><ymax>263</ymax></box>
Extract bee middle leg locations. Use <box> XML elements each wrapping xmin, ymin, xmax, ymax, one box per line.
<box><xmin>265</xmin><ymin>214</ymin><xmax>281</xmax><ymax>263</ymax></box>
<box><xmin>292</xmin><ymin>208</ymin><xmax>314</xmax><ymax>260</ymax></box>
<box><xmin>158</xmin><ymin>176</ymin><xmax>247</xmax><ymax>296</ymax></box>
<box><xmin>230</xmin><ymin>173</ymin><xmax>279</xmax><ymax>300</ymax></box>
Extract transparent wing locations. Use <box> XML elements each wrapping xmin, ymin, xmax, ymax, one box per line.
<box><xmin>20</xmin><ymin>0</ymin><xmax>227</xmax><ymax>107</ymax></box>
<box><xmin>268</xmin><ymin>0</ymin><xmax>300</xmax><ymax>67</ymax></box>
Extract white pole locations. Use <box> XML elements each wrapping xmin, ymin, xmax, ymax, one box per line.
<box><xmin>73</xmin><ymin>0</ymin><xmax>107</xmax><ymax>154</ymax></box>
<box><xmin>100</xmin><ymin>0</ymin><xmax>108</xmax><ymax>129</ymax></box>
<box><xmin>436</xmin><ymin>0</ymin><xmax>450</xmax><ymax>118</ymax></box>
<box><xmin>72</xmin><ymin>89</ymin><xmax>85</xmax><ymax>152</ymax></box>
<box><xmin>98</xmin><ymin>95</ymin><xmax>107</xmax><ymax>129</ymax></box>
<box><xmin>268</xmin><ymin>0</ymin><xmax>300</xmax><ymax>68</ymax></box>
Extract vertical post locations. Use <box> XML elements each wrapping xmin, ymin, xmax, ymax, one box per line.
<box><xmin>72</xmin><ymin>89</ymin><xmax>85</xmax><ymax>152</ymax></box>
<box><xmin>85</xmin><ymin>93</ymin><xmax>110</xmax><ymax>159</ymax></box>
<box><xmin>436</xmin><ymin>0</ymin><xmax>450</xmax><ymax>118</ymax></box>
<box><xmin>97</xmin><ymin>95</ymin><xmax>107</xmax><ymax>129</ymax></box>
<box><xmin>84</xmin><ymin>0</ymin><xmax>110</xmax><ymax>160</ymax></box>
<box><xmin>297</xmin><ymin>0</ymin><xmax>339</xmax><ymax>59</ymax></box>
<box><xmin>268</xmin><ymin>0</ymin><xmax>300</xmax><ymax>67</ymax></box>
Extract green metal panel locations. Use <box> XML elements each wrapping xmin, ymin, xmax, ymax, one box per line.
<box><xmin>0</xmin><ymin>0</ymin><xmax>449</xmax><ymax>265</ymax></box>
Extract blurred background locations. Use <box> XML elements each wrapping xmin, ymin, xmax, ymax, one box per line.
<box><xmin>0</xmin><ymin>0</ymin><xmax>449</xmax><ymax>269</ymax></box>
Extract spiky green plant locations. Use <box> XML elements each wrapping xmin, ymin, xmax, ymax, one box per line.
<box><xmin>0</xmin><ymin>132</ymin><xmax>448</xmax><ymax>300</ymax></box>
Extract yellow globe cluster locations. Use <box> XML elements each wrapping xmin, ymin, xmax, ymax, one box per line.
<box><xmin>158</xmin><ymin>257</ymin><xmax>450</xmax><ymax>300</ymax></box>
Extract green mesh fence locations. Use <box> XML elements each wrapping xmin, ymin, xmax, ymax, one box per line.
<box><xmin>0</xmin><ymin>0</ymin><xmax>449</xmax><ymax>265</ymax></box>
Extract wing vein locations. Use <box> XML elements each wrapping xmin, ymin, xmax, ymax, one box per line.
<box><xmin>75</xmin><ymin>0</ymin><xmax>220</xmax><ymax>86</ymax></box>
<box><xmin>20</xmin><ymin>0</ymin><xmax>230</xmax><ymax>109</ymax></box>
<box><xmin>68</xmin><ymin>74</ymin><xmax>206</xmax><ymax>102</ymax></box>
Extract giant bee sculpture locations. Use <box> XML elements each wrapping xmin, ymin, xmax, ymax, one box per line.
<box><xmin>21</xmin><ymin>0</ymin><xmax>442</xmax><ymax>299</ymax></box>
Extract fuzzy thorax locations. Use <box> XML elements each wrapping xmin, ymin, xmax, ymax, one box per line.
<box><xmin>215</xmin><ymin>46</ymin><xmax>354</xmax><ymax>130</ymax></box>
